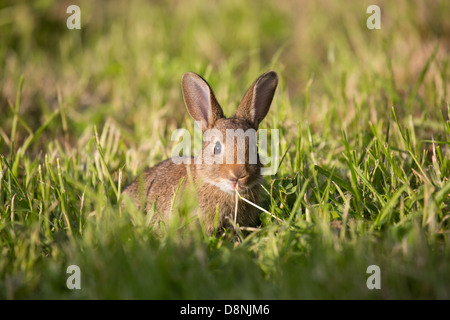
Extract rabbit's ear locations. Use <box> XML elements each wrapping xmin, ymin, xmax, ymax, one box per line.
<box><xmin>181</xmin><ymin>72</ymin><xmax>224</xmax><ymax>131</ymax></box>
<box><xmin>236</xmin><ymin>71</ymin><xmax>278</xmax><ymax>129</ymax></box>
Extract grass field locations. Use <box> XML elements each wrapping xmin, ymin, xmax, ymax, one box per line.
<box><xmin>0</xmin><ymin>0</ymin><xmax>449</xmax><ymax>299</ymax></box>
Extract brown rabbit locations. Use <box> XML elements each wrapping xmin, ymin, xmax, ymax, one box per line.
<box><xmin>122</xmin><ymin>71</ymin><xmax>278</xmax><ymax>234</ymax></box>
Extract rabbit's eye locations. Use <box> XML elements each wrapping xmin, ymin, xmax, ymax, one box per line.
<box><xmin>214</xmin><ymin>141</ymin><xmax>222</xmax><ymax>155</ymax></box>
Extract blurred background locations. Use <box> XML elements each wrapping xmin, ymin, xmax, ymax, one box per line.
<box><xmin>1</xmin><ymin>0</ymin><xmax>448</xmax><ymax>158</ymax></box>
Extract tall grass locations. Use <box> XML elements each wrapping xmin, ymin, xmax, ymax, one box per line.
<box><xmin>0</xmin><ymin>0</ymin><xmax>449</xmax><ymax>299</ymax></box>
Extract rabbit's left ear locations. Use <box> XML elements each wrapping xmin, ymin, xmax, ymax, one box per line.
<box><xmin>235</xmin><ymin>71</ymin><xmax>278</xmax><ymax>130</ymax></box>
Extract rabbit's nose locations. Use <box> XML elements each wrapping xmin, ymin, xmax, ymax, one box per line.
<box><xmin>232</xmin><ymin>175</ymin><xmax>249</xmax><ymax>184</ymax></box>
<box><xmin>229</xmin><ymin>169</ymin><xmax>250</xmax><ymax>189</ymax></box>
<box><xmin>231</xmin><ymin>175</ymin><xmax>249</xmax><ymax>190</ymax></box>
<box><xmin>229</xmin><ymin>168</ymin><xmax>248</xmax><ymax>181</ymax></box>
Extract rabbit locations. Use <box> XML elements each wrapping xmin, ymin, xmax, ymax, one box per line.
<box><xmin>122</xmin><ymin>71</ymin><xmax>278</xmax><ymax>235</ymax></box>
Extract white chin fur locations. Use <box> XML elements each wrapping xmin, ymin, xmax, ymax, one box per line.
<box><xmin>205</xmin><ymin>179</ymin><xmax>236</xmax><ymax>195</ymax></box>
<box><xmin>204</xmin><ymin>178</ymin><xmax>256</xmax><ymax>195</ymax></box>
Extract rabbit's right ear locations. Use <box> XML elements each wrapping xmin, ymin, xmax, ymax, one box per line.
<box><xmin>181</xmin><ymin>72</ymin><xmax>224</xmax><ymax>131</ymax></box>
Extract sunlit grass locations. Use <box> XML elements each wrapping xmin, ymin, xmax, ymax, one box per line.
<box><xmin>0</xmin><ymin>0</ymin><xmax>449</xmax><ymax>299</ymax></box>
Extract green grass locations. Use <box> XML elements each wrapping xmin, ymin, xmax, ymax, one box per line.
<box><xmin>0</xmin><ymin>0</ymin><xmax>449</xmax><ymax>299</ymax></box>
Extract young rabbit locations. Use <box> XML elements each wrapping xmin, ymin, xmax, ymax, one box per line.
<box><xmin>123</xmin><ymin>71</ymin><xmax>278</xmax><ymax>234</ymax></box>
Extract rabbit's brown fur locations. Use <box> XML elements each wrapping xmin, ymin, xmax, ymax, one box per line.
<box><xmin>123</xmin><ymin>71</ymin><xmax>278</xmax><ymax>235</ymax></box>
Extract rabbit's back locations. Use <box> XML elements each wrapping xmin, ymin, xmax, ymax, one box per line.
<box><xmin>123</xmin><ymin>158</ymin><xmax>191</xmax><ymax>214</ymax></box>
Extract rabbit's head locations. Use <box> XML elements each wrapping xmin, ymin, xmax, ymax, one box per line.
<box><xmin>181</xmin><ymin>71</ymin><xmax>278</xmax><ymax>195</ymax></box>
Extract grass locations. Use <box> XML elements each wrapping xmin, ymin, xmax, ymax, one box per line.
<box><xmin>0</xmin><ymin>0</ymin><xmax>449</xmax><ymax>299</ymax></box>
